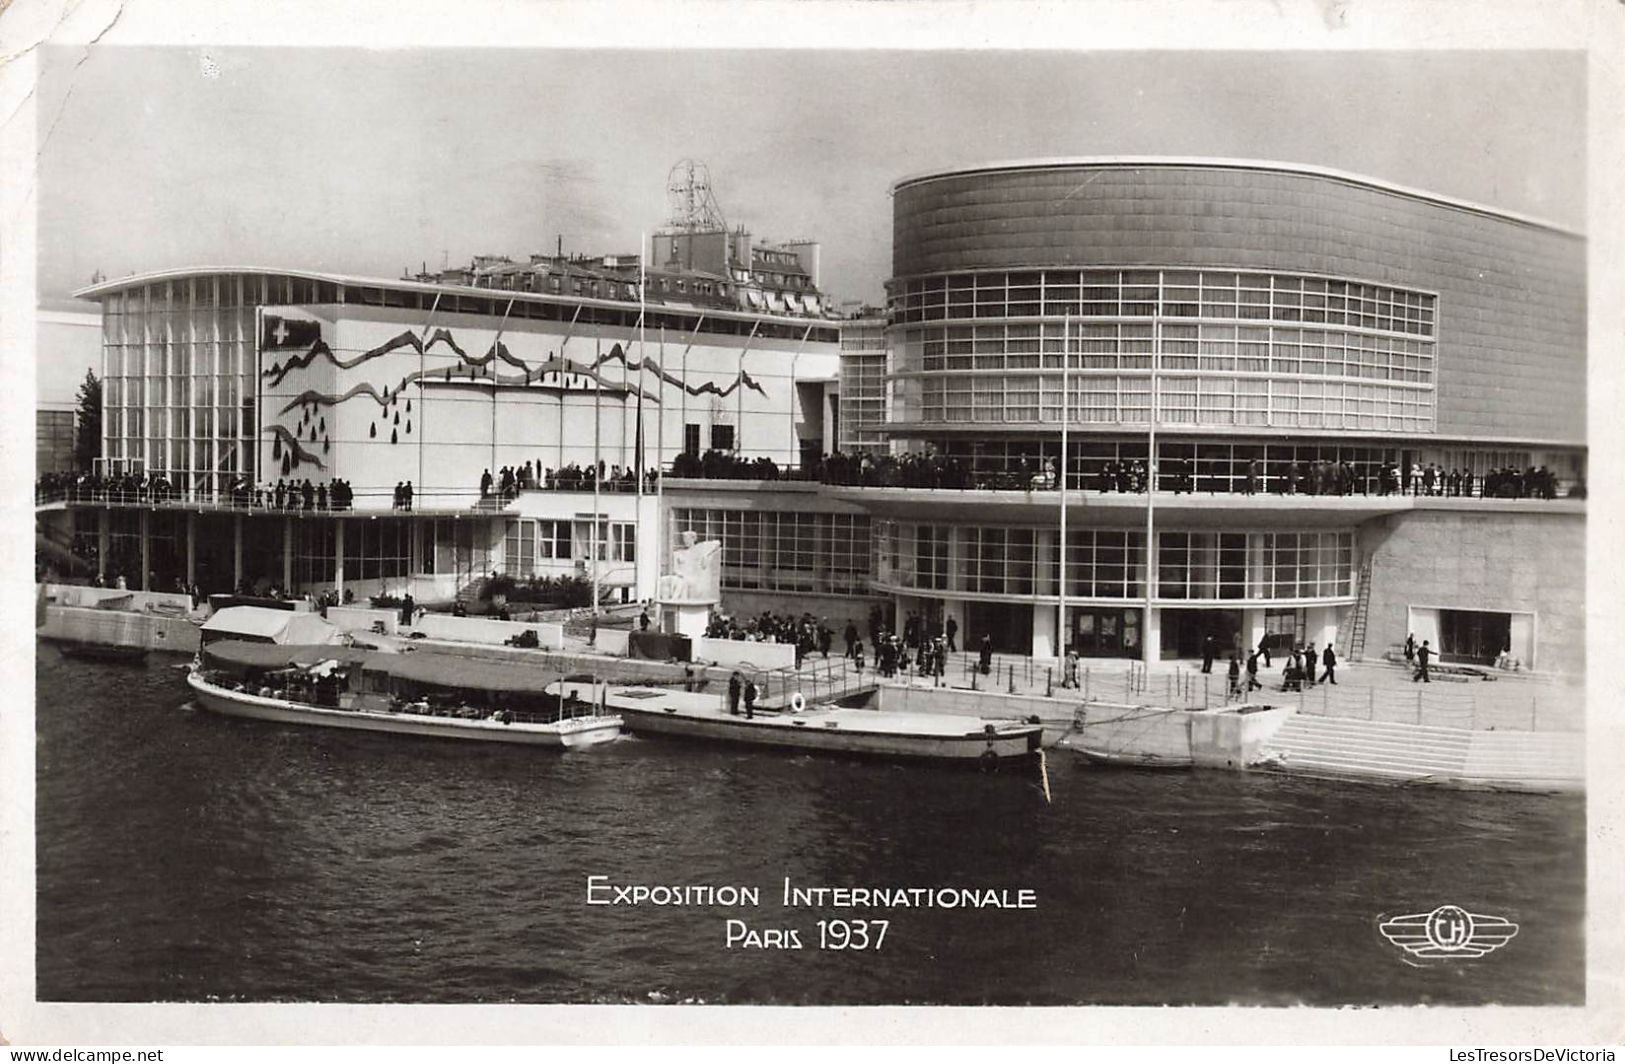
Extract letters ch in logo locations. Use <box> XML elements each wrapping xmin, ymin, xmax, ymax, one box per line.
<box><xmin>1379</xmin><ymin>904</ymin><xmax>1518</xmax><ymax>961</ymax></box>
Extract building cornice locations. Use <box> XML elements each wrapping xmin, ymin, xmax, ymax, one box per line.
<box><xmin>890</xmin><ymin>157</ymin><xmax>1583</xmax><ymax>239</ymax></box>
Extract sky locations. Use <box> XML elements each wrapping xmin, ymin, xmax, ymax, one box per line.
<box><xmin>35</xmin><ymin>47</ymin><xmax>1585</xmax><ymax>308</ymax></box>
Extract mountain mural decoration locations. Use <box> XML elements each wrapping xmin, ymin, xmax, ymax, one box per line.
<box><xmin>266</xmin><ymin>424</ymin><xmax>327</xmax><ymax>472</ymax></box>
<box><xmin>265</xmin><ymin>331</ymin><xmax>770</xmax><ymax>420</ymax></box>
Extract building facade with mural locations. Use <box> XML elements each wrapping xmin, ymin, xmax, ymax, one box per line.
<box><xmin>42</xmin><ymin>157</ymin><xmax>1586</xmax><ymax>674</ymax></box>
<box><xmin>57</xmin><ymin>259</ymin><xmax>864</xmax><ymax>613</ymax></box>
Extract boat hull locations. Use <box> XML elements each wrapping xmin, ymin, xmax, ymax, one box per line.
<box><xmin>594</xmin><ymin>686</ymin><xmax>1041</xmax><ymax>762</ymax></box>
<box><xmin>187</xmin><ymin>673</ymin><xmax>621</xmax><ymax>748</ymax></box>
<box><xmin>1072</xmin><ymin>747</ymin><xmax>1194</xmax><ymax>770</ymax></box>
<box><xmin>51</xmin><ymin>639</ymin><xmax>148</xmax><ymax>664</ymax></box>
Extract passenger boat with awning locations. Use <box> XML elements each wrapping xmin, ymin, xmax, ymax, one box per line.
<box><xmin>186</xmin><ymin>641</ymin><xmax>621</xmax><ymax>748</ymax></box>
<box><xmin>554</xmin><ymin>677</ymin><xmax>1042</xmax><ymax>764</ymax></box>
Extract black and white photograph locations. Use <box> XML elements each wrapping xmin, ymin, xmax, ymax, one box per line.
<box><xmin>3</xmin><ymin>0</ymin><xmax>1621</xmax><ymax>1048</ymax></box>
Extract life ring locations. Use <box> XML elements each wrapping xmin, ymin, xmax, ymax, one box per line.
<box><xmin>789</xmin><ymin>691</ymin><xmax>807</xmax><ymax>714</ymax></box>
<box><xmin>979</xmin><ymin>748</ymin><xmax>1000</xmax><ymax>773</ymax></box>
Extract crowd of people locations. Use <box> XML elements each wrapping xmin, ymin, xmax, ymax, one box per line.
<box><xmin>35</xmin><ymin>470</ymin><xmax>183</xmax><ymax>505</ymax></box>
<box><xmin>837</xmin><ymin>605</ymin><xmax>966</xmax><ymax>681</ymax></box>
<box><xmin>704</xmin><ymin>609</ymin><xmax>834</xmax><ymax>668</ymax></box>
<box><xmin>668</xmin><ymin>450</ymin><xmax>799</xmax><ymax>481</ymax></box>
<box><xmin>265</xmin><ymin>477</ymin><xmax>358</xmax><ymax>512</ymax></box>
<box><xmin>810</xmin><ymin>449</ymin><xmax>1578</xmax><ymax>500</ymax></box>
<box><xmin>478</xmin><ymin>460</ymin><xmax>659</xmax><ymax>502</ymax></box>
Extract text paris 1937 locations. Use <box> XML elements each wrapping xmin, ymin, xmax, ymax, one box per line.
<box><xmin>725</xmin><ymin>918</ymin><xmax>891</xmax><ymax>951</ymax></box>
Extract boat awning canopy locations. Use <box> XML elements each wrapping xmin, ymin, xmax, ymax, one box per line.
<box><xmin>378</xmin><ymin>652</ymin><xmax>560</xmax><ymax>694</ymax></box>
<box><xmin>203</xmin><ymin>640</ymin><xmax>375</xmax><ymax>670</ymax></box>
<box><xmin>202</xmin><ymin>606</ymin><xmax>340</xmax><ymax>645</ymax></box>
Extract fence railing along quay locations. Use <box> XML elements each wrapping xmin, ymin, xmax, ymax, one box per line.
<box><xmin>855</xmin><ymin>650</ymin><xmax>1584</xmax><ymax>734</ymax></box>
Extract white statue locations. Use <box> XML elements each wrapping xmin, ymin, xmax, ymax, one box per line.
<box><xmin>658</xmin><ymin>530</ymin><xmax>722</xmax><ymax>604</ymax></box>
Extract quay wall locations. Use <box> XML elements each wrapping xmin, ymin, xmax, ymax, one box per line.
<box><xmin>412</xmin><ymin>613</ymin><xmax>566</xmax><ymax>650</ymax></box>
<box><xmin>39</xmin><ymin>604</ymin><xmax>200</xmax><ymax>653</ymax></box>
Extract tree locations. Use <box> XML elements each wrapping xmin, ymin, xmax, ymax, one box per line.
<box><xmin>73</xmin><ymin>369</ymin><xmax>101</xmax><ymax>473</ymax></box>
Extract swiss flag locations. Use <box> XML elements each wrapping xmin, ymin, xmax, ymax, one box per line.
<box><xmin>262</xmin><ymin>314</ymin><xmax>322</xmax><ymax>349</ymax></box>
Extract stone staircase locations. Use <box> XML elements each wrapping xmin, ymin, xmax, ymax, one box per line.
<box><xmin>1263</xmin><ymin>714</ymin><xmax>1473</xmax><ymax>782</ymax></box>
<box><xmin>455</xmin><ymin>575</ymin><xmax>490</xmax><ymax>609</ymax></box>
<box><xmin>1259</xmin><ymin>713</ymin><xmax>1582</xmax><ymax>791</ymax></box>
<box><xmin>1460</xmin><ymin>730</ymin><xmax>1584</xmax><ymax>791</ymax></box>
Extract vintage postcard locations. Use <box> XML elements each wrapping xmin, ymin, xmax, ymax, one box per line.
<box><xmin>2</xmin><ymin>0</ymin><xmax>1620</xmax><ymax>1049</ymax></box>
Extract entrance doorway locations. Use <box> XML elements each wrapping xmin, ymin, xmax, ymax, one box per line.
<box><xmin>1160</xmin><ymin>607</ymin><xmax>1244</xmax><ymax>660</ymax></box>
<box><xmin>1069</xmin><ymin>607</ymin><xmax>1141</xmax><ymax>658</ymax></box>
<box><xmin>1439</xmin><ymin>609</ymin><xmax>1511</xmax><ymax>665</ymax></box>
<box><xmin>965</xmin><ymin>601</ymin><xmax>1033</xmax><ymax>655</ymax></box>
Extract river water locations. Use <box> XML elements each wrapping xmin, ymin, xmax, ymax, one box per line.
<box><xmin>35</xmin><ymin>644</ymin><xmax>1585</xmax><ymax>1006</ymax></box>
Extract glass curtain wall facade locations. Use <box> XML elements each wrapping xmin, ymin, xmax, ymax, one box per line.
<box><xmin>871</xmin><ymin>522</ymin><xmax>1353</xmax><ymax>606</ymax></box>
<box><xmin>890</xmin><ymin>269</ymin><xmax>1436</xmax><ymax>432</ymax></box>
<box><xmin>669</xmin><ymin>509</ymin><xmax>871</xmax><ymax>596</ymax></box>
<box><xmin>837</xmin><ymin>317</ymin><xmax>889</xmax><ymax>453</ymax></box>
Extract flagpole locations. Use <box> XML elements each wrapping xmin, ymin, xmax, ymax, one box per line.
<box><xmin>1058</xmin><ymin>312</ymin><xmax>1069</xmax><ymax>663</ymax></box>
<box><xmin>593</xmin><ymin>335</ymin><xmax>602</xmax><ymax>617</ymax></box>
<box><xmin>656</xmin><ymin>321</ymin><xmax>666</xmax><ymax>622</ymax></box>
<box><xmin>1144</xmin><ymin>313</ymin><xmax>1158</xmax><ymax>665</ymax></box>
<box><xmin>491</xmin><ymin>297</ymin><xmax>514</xmax><ymax>485</ymax></box>
<box><xmin>637</xmin><ymin>232</ymin><xmax>648</xmax><ymax>606</ymax></box>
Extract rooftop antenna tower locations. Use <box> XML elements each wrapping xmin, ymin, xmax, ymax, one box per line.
<box><xmin>664</xmin><ymin>159</ymin><xmax>727</xmax><ymax>233</ymax></box>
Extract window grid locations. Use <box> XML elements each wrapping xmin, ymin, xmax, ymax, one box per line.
<box><xmin>872</xmin><ymin>524</ymin><xmax>1351</xmax><ymax>603</ymax></box>
<box><xmin>670</xmin><ymin>509</ymin><xmax>872</xmax><ymax>596</ymax></box>
<box><xmin>893</xmin><ymin>267</ymin><xmax>1436</xmax><ymax>432</ymax></box>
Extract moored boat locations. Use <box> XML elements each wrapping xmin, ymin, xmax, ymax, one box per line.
<box><xmin>1054</xmin><ymin>734</ymin><xmax>1194</xmax><ymax>770</ymax></box>
<box><xmin>556</xmin><ymin>677</ymin><xmax>1042</xmax><ymax>764</ymax></box>
<box><xmin>188</xmin><ymin>641</ymin><xmax>621</xmax><ymax>748</ymax></box>
<box><xmin>51</xmin><ymin>639</ymin><xmax>149</xmax><ymax>665</ymax></box>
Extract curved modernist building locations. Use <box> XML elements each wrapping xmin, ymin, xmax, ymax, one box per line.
<box><xmin>844</xmin><ymin>158</ymin><xmax>1585</xmax><ymax>671</ymax></box>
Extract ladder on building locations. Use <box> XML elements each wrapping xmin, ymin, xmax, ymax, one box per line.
<box><xmin>1347</xmin><ymin>559</ymin><xmax>1374</xmax><ymax>660</ymax></box>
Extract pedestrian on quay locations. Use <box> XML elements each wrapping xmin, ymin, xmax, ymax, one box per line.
<box><xmin>1302</xmin><ymin>644</ymin><xmax>1317</xmax><ymax>688</ymax></box>
<box><xmin>1257</xmin><ymin>637</ymin><xmax>1271</xmax><ymax>669</ymax></box>
<box><xmin>945</xmin><ymin>616</ymin><xmax>959</xmax><ymax>653</ymax></box>
<box><xmin>978</xmin><ymin>633</ymin><xmax>993</xmax><ymax>676</ymax></box>
<box><xmin>1201</xmin><ymin>634</ymin><xmax>1216</xmax><ymax>674</ymax></box>
<box><xmin>1414</xmin><ymin>640</ymin><xmax>1432</xmax><ymax>683</ymax></box>
<box><xmin>1320</xmin><ymin>643</ymin><xmax>1338</xmax><ymax>685</ymax></box>
<box><xmin>1246</xmin><ymin>650</ymin><xmax>1262</xmax><ymax>691</ymax></box>
<box><xmin>843</xmin><ymin>619</ymin><xmax>858</xmax><ymax>659</ymax></box>
<box><xmin>1405</xmin><ymin>632</ymin><xmax>1416</xmax><ymax>664</ymax></box>
<box><xmin>727</xmin><ymin>671</ymin><xmax>742</xmax><ymax>716</ymax></box>
<box><xmin>853</xmin><ymin>640</ymin><xmax>865</xmax><ymax>676</ymax></box>
<box><xmin>1227</xmin><ymin>655</ymin><xmax>1242</xmax><ymax>699</ymax></box>
<box><xmin>743</xmin><ymin>676</ymin><xmax>759</xmax><ymax>719</ymax></box>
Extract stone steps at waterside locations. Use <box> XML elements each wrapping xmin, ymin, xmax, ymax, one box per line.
<box><xmin>1261</xmin><ymin>714</ymin><xmax>1581</xmax><ymax>791</ymax></box>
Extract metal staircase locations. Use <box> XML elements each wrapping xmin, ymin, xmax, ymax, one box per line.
<box><xmin>1347</xmin><ymin>559</ymin><xmax>1374</xmax><ymax>660</ymax></box>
